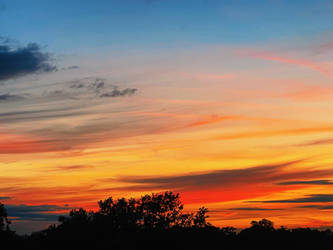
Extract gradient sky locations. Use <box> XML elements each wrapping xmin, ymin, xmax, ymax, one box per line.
<box><xmin>1</xmin><ymin>0</ymin><xmax>333</xmax><ymax>234</ymax></box>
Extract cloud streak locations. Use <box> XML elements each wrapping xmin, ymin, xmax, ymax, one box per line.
<box><xmin>0</xmin><ymin>93</ymin><xmax>24</xmax><ymax>102</ymax></box>
<box><xmin>253</xmin><ymin>194</ymin><xmax>333</xmax><ymax>203</ymax></box>
<box><xmin>239</xmin><ymin>50</ymin><xmax>331</xmax><ymax>77</ymax></box>
<box><xmin>276</xmin><ymin>180</ymin><xmax>333</xmax><ymax>185</ymax></box>
<box><xmin>296</xmin><ymin>205</ymin><xmax>333</xmax><ymax>210</ymax></box>
<box><xmin>214</xmin><ymin>126</ymin><xmax>333</xmax><ymax>140</ymax></box>
<box><xmin>6</xmin><ymin>204</ymin><xmax>69</xmax><ymax>221</ymax></box>
<box><xmin>111</xmin><ymin>161</ymin><xmax>300</xmax><ymax>190</ymax></box>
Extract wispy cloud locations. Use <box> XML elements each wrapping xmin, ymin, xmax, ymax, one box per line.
<box><xmin>100</xmin><ymin>88</ymin><xmax>137</xmax><ymax>98</ymax></box>
<box><xmin>50</xmin><ymin>77</ymin><xmax>137</xmax><ymax>99</ymax></box>
<box><xmin>0</xmin><ymin>106</ymin><xmax>83</xmax><ymax>122</ymax></box>
<box><xmin>185</xmin><ymin>115</ymin><xmax>242</xmax><ymax>128</ymax></box>
<box><xmin>239</xmin><ymin>49</ymin><xmax>331</xmax><ymax>77</ymax></box>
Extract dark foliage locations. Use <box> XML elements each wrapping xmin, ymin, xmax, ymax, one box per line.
<box><xmin>1</xmin><ymin>192</ymin><xmax>333</xmax><ymax>249</ymax></box>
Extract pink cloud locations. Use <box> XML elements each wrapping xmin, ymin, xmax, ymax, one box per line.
<box><xmin>238</xmin><ymin>50</ymin><xmax>331</xmax><ymax>77</ymax></box>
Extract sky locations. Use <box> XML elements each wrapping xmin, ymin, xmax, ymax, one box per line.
<box><xmin>1</xmin><ymin>0</ymin><xmax>333</xmax><ymax>234</ymax></box>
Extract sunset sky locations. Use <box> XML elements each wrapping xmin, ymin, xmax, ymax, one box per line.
<box><xmin>1</xmin><ymin>0</ymin><xmax>333</xmax><ymax>234</ymax></box>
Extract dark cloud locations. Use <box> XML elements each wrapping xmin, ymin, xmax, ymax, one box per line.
<box><xmin>103</xmin><ymin>160</ymin><xmax>333</xmax><ymax>192</ymax></box>
<box><xmin>228</xmin><ymin>207</ymin><xmax>278</xmax><ymax>211</ymax></box>
<box><xmin>276</xmin><ymin>180</ymin><xmax>333</xmax><ymax>185</ymax></box>
<box><xmin>319</xmin><ymin>205</ymin><xmax>333</xmax><ymax>210</ymax></box>
<box><xmin>295</xmin><ymin>205</ymin><xmax>322</xmax><ymax>209</ymax></box>
<box><xmin>89</xmin><ymin>78</ymin><xmax>105</xmax><ymax>91</ymax></box>
<box><xmin>51</xmin><ymin>165</ymin><xmax>92</xmax><ymax>172</ymax></box>
<box><xmin>100</xmin><ymin>88</ymin><xmax>137</xmax><ymax>98</ymax></box>
<box><xmin>69</xmin><ymin>78</ymin><xmax>103</xmax><ymax>91</ymax></box>
<box><xmin>0</xmin><ymin>41</ymin><xmax>57</xmax><ymax>80</ymax></box>
<box><xmin>252</xmin><ymin>194</ymin><xmax>333</xmax><ymax>203</ymax></box>
<box><xmin>6</xmin><ymin>204</ymin><xmax>70</xmax><ymax>221</ymax></box>
<box><xmin>68</xmin><ymin>78</ymin><xmax>137</xmax><ymax>98</ymax></box>
<box><xmin>0</xmin><ymin>196</ymin><xmax>11</xmax><ymax>200</ymax></box>
<box><xmin>0</xmin><ymin>93</ymin><xmax>24</xmax><ymax>102</ymax></box>
<box><xmin>296</xmin><ymin>205</ymin><xmax>333</xmax><ymax>210</ymax></box>
<box><xmin>70</xmin><ymin>83</ymin><xmax>85</xmax><ymax>89</ymax></box>
<box><xmin>108</xmin><ymin>162</ymin><xmax>295</xmax><ymax>190</ymax></box>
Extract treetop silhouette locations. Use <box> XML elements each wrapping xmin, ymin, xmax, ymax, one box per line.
<box><xmin>2</xmin><ymin>192</ymin><xmax>333</xmax><ymax>249</ymax></box>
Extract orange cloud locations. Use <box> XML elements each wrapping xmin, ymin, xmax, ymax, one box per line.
<box><xmin>214</xmin><ymin>126</ymin><xmax>333</xmax><ymax>140</ymax></box>
<box><xmin>282</xmin><ymin>85</ymin><xmax>333</xmax><ymax>101</ymax></box>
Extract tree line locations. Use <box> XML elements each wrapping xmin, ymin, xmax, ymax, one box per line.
<box><xmin>1</xmin><ymin>191</ymin><xmax>333</xmax><ymax>249</ymax></box>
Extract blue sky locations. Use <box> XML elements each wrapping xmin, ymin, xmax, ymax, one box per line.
<box><xmin>2</xmin><ymin>0</ymin><xmax>333</xmax><ymax>53</ymax></box>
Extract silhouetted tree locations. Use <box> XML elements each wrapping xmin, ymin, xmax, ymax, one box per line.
<box><xmin>3</xmin><ymin>192</ymin><xmax>333</xmax><ymax>250</ymax></box>
<box><xmin>193</xmin><ymin>206</ymin><xmax>210</xmax><ymax>228</ymax></box>
<box><xmin>250</xmin><ymin>218</ymin><xmax>274</xmax><ymax>231</ymax></box>
<box><xmin>95</xmin><ymin>196</ymin><xmax>140</xmax><ymax>232</ymax></box>
<box><xmin>0</xmin><ymin>203</ymin><xmax>10</xmax><ymax>231</ymax></box>
<box><xmin>139</xmin><ymin>192</ymin><xmax>184</xmax><ymax>230</ymax></box>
